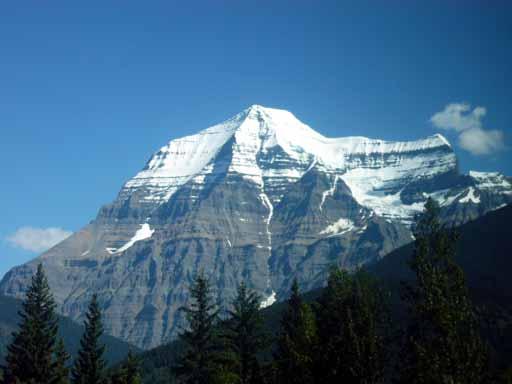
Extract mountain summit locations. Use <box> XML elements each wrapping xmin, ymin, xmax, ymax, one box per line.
<box><xmin>1</xmin><ymin>106</ymin><xmax>510</xmax><ymax>349</ymax></box>
<box><xmin>122</xmin><ymin>105</ymin><xmax>457</xmax><ymax>222</ymax></box>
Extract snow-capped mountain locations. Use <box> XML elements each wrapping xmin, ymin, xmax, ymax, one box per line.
<box><xmin>1</xmin><ymin>105</ymin><xmax>510</xmax><ymax>349</ymax></box>
<box><xmin>121</xmin><ymin>106</ymin><xmax>455</xmax><ymax>220</ymax></box>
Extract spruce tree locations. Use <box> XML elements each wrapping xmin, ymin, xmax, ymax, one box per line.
<box><xmin>314</xmin><ymin>268</ymin><xmax>352</xmax><ymax>382</ymax></box>
<box><xmin>315</xmin><ymin>268</ymin><xmax>388</xmax><ymax>383</ymax></box>
<box><xmin>399</xmin><ymin>198</ymin><xmax>488</xmax><ymax>384</ymax></box>
<box><xmin>53</xmin><ymin>338</ymin><xmax>70</xmax><ymax>384</ymax></box>
<box><xmin>223</xmin><ymin>282</ymin><xmax>267</xmax><ymax>384</ymax></box>
<box><xmin>342</xmin><ymin>270</ymin><xmax>388</xmax><ymax>383</ymax></box>
<box><xmin>175</xmin><ymin>272</ymin><xmax>220</xmax><ymax>384</ymax></box>
<box><xmin>274</xmin><ymin>279</ymin><xmax>317</xmax><ymax>384</ymax></box>
<box><xmin>3</xmin><ymin>263</ymin><xmax>60</xmax><ymax>384</ymax></box>
<box><xmin>71</xmin><ymin>294</ymin><xmax>106</xmax><ymax>384</ymax></box>
<box><xmin>123</xmin><ymin>351</ymin><xmax>142</xmax><ymax>384</ymax></box>
<box><xmin>110</xmin><ymin>350</ymin><xmax>141</xmax><ymax>384</ymax></box>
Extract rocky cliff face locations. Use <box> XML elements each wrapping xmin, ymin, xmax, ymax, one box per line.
<box><xmin>1</xmin><ymin>105</ymin><xmax>510</xmax><ymax>349</ymax></box>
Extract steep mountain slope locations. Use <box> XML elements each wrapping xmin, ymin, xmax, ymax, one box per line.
<box><xmin>134</xmin><ymin>204</ymin><xmax>512</xmax><ymax>383</ymax></box>
<box><xmin>1</xmin><ymin>105</ymin><xmax>510</xmax><ymax>349</ymax></box>
<box><xmin>0</xmin><ymin>294</ymin><xmax>139</xmax><ymax>364</ymax></box>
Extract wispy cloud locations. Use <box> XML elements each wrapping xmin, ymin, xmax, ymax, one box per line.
<box><xmin>6</xmin><ymin>227</ymin><xmax>72</xmax><ymax>253</ymax></box>
<box><xmin>430</xmin><ymin>103</ymin><xmax>505</xmax><ymax>155</ymax></box>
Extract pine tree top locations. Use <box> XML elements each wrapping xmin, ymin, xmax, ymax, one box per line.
<box><xmin>71</xmin><ymin>294</ymin><xmax>106</xmax><ymax>384</ymax></box>
<box><xmin>3</xmin><ymin>263</ymin><xmax>60</xmax><ymax>384</ymax></box>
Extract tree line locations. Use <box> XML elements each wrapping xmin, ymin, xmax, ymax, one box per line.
<box><xmin>0</xmin><ymin>264</ymin><xmax>141</xmax><ymax>384</ymax></box>
<box><xmin>171</xmin><ymin>199</ymin><xmax>496</xmax><ymax>383</ymax></box>
<box><xmin>1</xmin><ymin>199</ymin><xmax>508</xmax><ymax>383</ymax></box>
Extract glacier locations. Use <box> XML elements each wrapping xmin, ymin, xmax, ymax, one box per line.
<box><xmin>120</xmin><ymin>104</ymin><xmax>460</xmax><ymax>224</ymax></box>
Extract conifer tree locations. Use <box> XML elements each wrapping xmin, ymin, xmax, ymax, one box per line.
<box><xmin>53</xmin><ymin>338</ymin><xmax>70</xmax><ymax>384</ymax></box>
<box><xmin>314</xmin><ymin>268</ymin><xmax>352</xmax><ymax>382</ymax></box>
<box><xmin>110</xmin><ymin>350</ymin><xmax>141</xmax><ymax>384</ymax></box>
<box><xmin>71</xmin><ymin>294</ymin><xmax>106</xmax><ymax>384</ymax></box>
<box><xmin>274</xmin><ymin>279</ymin><xmax>317</xmax><ymax>384</ymax></box>
<box><xmin>223</xmin><ymin>282</ymin><xmax>267</xmax><ymax>384</ymax></box>
<box><xmin>399</xmin><ymin>198</ymin><xmax>488</xmax><ymax>384</ymax></box>
<box><xmin>3</xmin><ymin>263</ymin><xmax>60</xmax><ymax>384</ymax></box>
<box><xmin>315</xmin><ymin>268</ymin><xmax>388</xmax><ymax>383</ymax></box>
<box><xmin>342</xmin><ymin>270</ymin><xmax>388</xmax><ymax>383</ymax></box>
<box><xmin>123</xmin><ymin>351</ymin><xmax>142</xmax><ymax>384</ymax></box>
<box><xmin>175</xmin><ymin>272</ymin><xmax>219</xmax><ymax>384</ymax></box>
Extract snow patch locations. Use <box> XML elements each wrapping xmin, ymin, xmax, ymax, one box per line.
<box><xmin>106</xmin><ymin>224</ymin><xmax>155</xmax><ymax>254</ymax></box>
<box><xmin>494</xmin><ymin>203</ymin><xmax>508</xmax><ymax>211</ymax></box>
<box><xmin>470</xmin><ymin>170</ymin><xmax>500</xmax><ymax>179</ymax></box>
<box><xmin>470</xmin><ymin>171</ymin><xmax>511</xmax><ymax>190</ymax></box>
<box><xmin>259</xmin><ymin>190</ymin><xmax>274</xmax><ymax>295</ymax></box>
<box><xmin>319</xmin><ymin>218</ymin><xmax>355</xmax><ymax>236</ymax></box>
<box><xmin>260</xmin><ymin>291</ymin><xmax>277</xmax><ymax>309</ymax></box>
<box><xmin>320</xmin><ymin>175</ymin><xmax>339</xmax><ymax>211</ymax></box>
<box><xmin>303</xmin><ymin>157</ymin><xmax>317</xmax><ymax>175</ymax></box>
<box><xmin>434</xmin><ymin>133</ymin><xmax>452</xmax><ymax>148</ymax></box>
<box><xmin>340</xmin><ymin>146</ymin><xmax>456</xmax><ymax>224</ymax></box>
<box><xmin>459</xmin><ymin>187</ymin><xmax>480</xmax><ymax>204</ymax></box>
<box><xmin>427</xmin><ymin>189</ymin><xmax>460</xmax><ymax>207</ymax></box>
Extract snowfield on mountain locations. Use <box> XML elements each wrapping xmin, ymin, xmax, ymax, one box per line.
<box><xmin>1</xmin><ymin>105</ymin><xmax>511</xmax><ymax>349</ymax></box>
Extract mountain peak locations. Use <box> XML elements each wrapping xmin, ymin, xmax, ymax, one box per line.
<box><xmin>239</xmin><ymin>104</ymin><xmax>305</xmax><ymax>130</ymax></box>
<box><xmin>245</xmin><ymin>103</ymin><xmax>268</xmax><ymax>113</ymax></box>
<box><xmin>244</xmin><ymin>104</ymin><xmax>284</xmax><ymax>115</ymax></box>
<box><xmin>122</xmin><ymin>106</ymin><xmax>457</xmax><ymax>207</ymax></box>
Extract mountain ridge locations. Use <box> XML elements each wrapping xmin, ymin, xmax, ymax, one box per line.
<box><xmin>1</xmin><ymin>106</ymin><xmax>510</xmax><ymax>349</ymax></box>
<box><xmin>121</xmin><ymin>105</ymin><xmax>455</xmax><ymax>214</ymax></box>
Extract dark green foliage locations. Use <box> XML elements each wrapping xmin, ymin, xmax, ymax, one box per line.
<box><xmin>399</xmin><ymin>198</ymin><xmax>488</xmax><ymax>384</ymax></box>
<box><xmin>221</xmin><ymin>282</ymin><xmax>267</xmax><ymax>384</ymax></box>
<box><xmin>2</xmin><ymin>264</ymin><xmax>61</xmax><ymax>384</ymax></box>
<box><xmin>54</xmin><ymin>338</ymin><xmax>70</xmax><ymax>384</ymax></box>
<box><xmin>111</xmin><ymin>350</ymin><xmax>142</xmax><ymax>384</ymax></box>
<box><xmin>343</xmin><ymin>271</ymin><xmax>389</xmax><ymax>383</ymax></box>
<box><xmin>71</xmin><ymin>294</ymin><xmax>106</xmax><ymax>384</ymax></box>
<box><xmin>122</xmin><ymin>350</ymin><xmax>142</xmax><ymax>384</ymax></box>
<box><xmin>315</xmin><ymin>267</ymin><xmax>388</xmax><ymax>383</ymax></box>
<box><xmin>274</xmin><ymin>279</ymin><xmax>316</xmax><ymax>384</ymax></box>
<box><xmin>315</xmin><ymin>268</ymin><xmax>353</xmax><ymax>381</ymax></box>
<box><xmin>0</xmin><ymin>294</ymin><xmax>138</xmax><ymax>366</ymax></box>
<box><xmin>175</xmin><ymin>272</ymin><xmax>219</xmax><ymax>384</ymax></box>
<box><xmin>499</xmin><ymin>366</ymin><xmax>512</xmax><ymax>384</ymax></box>
<box><xmin>134</xmin><ymin>338</ymin><xmax>185</xmax><ymax>384</ymax></box>
<box><xmin>369</xmin><ymin>204</ymin><xmax>512</xmax><ymax>372</ymax></box>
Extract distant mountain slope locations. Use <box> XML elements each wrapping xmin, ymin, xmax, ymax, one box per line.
<box><xmin>369</xmin><ymin>203</ymin><xmax>512</xmax><ymax>365</ymax></box>
<box><xmin>369</xmin><ymin>203</ymin><xmax>512</xmax><ymax>304</ymax></box>
<box><xmin>135</xmin><ymin>204</ymin><xmax>512</xmax><ymax>383</ymax></box>
<box><xmin>1</xmin><ymin>105</ymin><xmax>510</xmax><ymax>349</ymax></box>
<box><xmin>0</xmin><ymin>294</ymin><xmax>139</xmax><ymax>364</ymax></box>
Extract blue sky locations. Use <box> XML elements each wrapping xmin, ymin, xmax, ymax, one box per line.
<box><xmin>0</xmin><ymin>0</ymin><xmax>511</xmax><ymax>277</ymax></box>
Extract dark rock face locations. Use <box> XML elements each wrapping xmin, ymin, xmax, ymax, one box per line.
<box><xmin>1</xmin><ymin>105</ymin><xmax>510</xmax><ymax>349</ymax></box>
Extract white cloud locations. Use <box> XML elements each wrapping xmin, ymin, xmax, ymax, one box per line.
<box><xmin>6</xmin><ymin>227</ymin><xmax>72</xmax><ymax>253</ymax></box>
<box><xmin>430</xmin><ymin>103</ymin><xmax>505</xmax><ymax>155</ymax></box>
<box><xmin>458</xmin><ymin>127</ymin><xmax>504</xmax><ymax>156</ymax></box>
